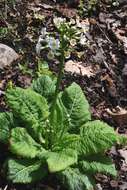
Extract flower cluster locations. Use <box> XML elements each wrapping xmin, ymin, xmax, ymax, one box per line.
<box><xmin>36</xmin><ymin>17</ymin><xmax>90</xmax><ymax>59</ymax></box>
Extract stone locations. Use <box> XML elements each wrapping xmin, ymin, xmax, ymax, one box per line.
<box><xmin>0</xmin><ymin>43</ymin><xmax>19</xmax><ymax>69</ymax></box>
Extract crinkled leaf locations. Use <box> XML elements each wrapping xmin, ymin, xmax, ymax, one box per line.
<box><xmin>80</xmin><ymin>155</ymin><xmax>117</xmax><ymax>177</ymax></box>
<box><xmin>47</xmin><ymin>149</ymin><xmax>77</xmax><ymax>172</ymax></box>
<box><xmin>32</xmin><ymin>75</ymin><xmax>56</xmax><ymax>100</ymax></box>
<box><xmin>58</xmin><ymin>168</ymin><xmax>94</xmax><ymax>190</ymax></box>
<box><xmin>37</xmin><ymin>60</ymin><xmax>53</xmax><ymax>77</ymax></box>
<box><xmin>49</xmin><ymin>96</ymin><xmax>70</xmax><ymax>143</ymax></box>
<box><xmin>6</xmin><ymin>87</ymin><xmax>49</xmax><ymax>141</ymax></box>
<box><xmin>118</xmin><ymin>135</ymin><xmax>127</xmax><ymax>145</ymax></box>
<box><xmin>80</xmin><ymin>120</ymin><xmax>118</xmax><ymax>156</ymax></box>
<box><xmin>10</xmin><ymin>128</ymin><xmax>45</xmax><ymax>158</ymax></box>
<box><xmin>61</xmin><ymin>82</ymin><xmax>91</xmax><ymax>132</ymax></box>
<box><xmin>0</xmin><ymin>112</ymin><xmax>14</xmax><ymax>144</ymax></box>
<box><xmin>53</xmin><ymin>133</ymin><xmax>80</xmax><ymax>152</ymax></box>
<box><xmin>7</xmin><ymin>158</ymin><xmax>47</xmax><ymax>183</ymax></box>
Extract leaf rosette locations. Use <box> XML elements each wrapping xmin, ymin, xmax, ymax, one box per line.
<box><xmin>0</xmin><ymin>75</ymin><xmax>126</xmax><ymax>190</ymax></box>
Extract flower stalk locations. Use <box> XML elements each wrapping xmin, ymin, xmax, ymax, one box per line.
<box><xmin>49</xmin><ymin>34</ymin><xmax>67</xmax><ymax>147</ymax></box>
<box><xmin>50</xmin><ymin>35</ymin><xmax>65</xmax><ymax>118</ymax></box>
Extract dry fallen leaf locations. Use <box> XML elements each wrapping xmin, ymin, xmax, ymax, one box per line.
<box><xmin>76</xmin><ymin>18</ymin><xmax>90</xmax><ymax>34</ymax></box>
<box><xmin>119</xmin><ymin>182</ymin><xmax>127</xmax><ymax>190</ymax></box>
<box><xmin>39</xmin><ymin>3</ymin><xmax>53</xmax><ymax>9</ymax></box>
<box><xmin>56</xmin><ymin>5</ymin><xmax>77</xmax><ymax>18</ymax></box>
<box><xmin>106</xmin><ymin>106</ymin><xmax>127</xmax><ymax>125</ymax></box>
<box><xmin>113</xmin><ymin>29</ymin><xmax>127</xmax><ymax>54</ymax></box>
<box><xmin>65</xmin><ymin>60</ymin><xmax>94</xmax><ymax>77</ymax></box>
<box><xmin>110</xmin><ymin>180</ymin><xmax>118</xmax><ymax>188</ymax></box>
<box><xmin>122</xmin><ymin>64</ymin><xmax>127</xmax><ymax>76</ymax></box>
<box><xmin>118</xmin><ymin>149</ymin><xmax>127</xmax><ymax>164</ymax></box>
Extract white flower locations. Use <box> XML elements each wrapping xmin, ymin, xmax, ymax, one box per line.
<box><xmin>41</xmin><ymin>27</ymin><xmax>47</xmax><ymax>37</ymax></box>
<box><xmin>76</xmin><ymin>19</ymin><xmax>89</xmax><ymax>34</ymax></box>
<box><xmin>80</xmin><ymin>34</ymin><xmax>87</xmax><ymax>45</ymax></box>
<box><xmin>36</xmin><ymin>28</ymin><xmax>47</xmax><ymax>55</ymax></box>
<box><xmin>36</xmin><ymin>42</ymin><xmax>42</xmax><ymax>55</ymax></box>
<box><xmin>70</xmin><ymin>39</ymin><xmax>77</xmax><ymax>47</ymax></box>
<box><xmin>53</xmin><ymin>17</ymin><xmax>66</xmax><ymax>28</ymax></box>
<box><xmin>46</xmin><ymin>36</ymin><xmax>60</xmax><ymax>52</ymax></box>
<box><xmin>65</xmin><ymin>51</ymin><xmax>71</xmax><ymax>59</ymax></box>
<box><xmin>69</xmin><ymin>18</ymin><xmax>75</xmax><ymax>25</ymax></box>
<box><xmin>36</xmin><ymin>28</ymin><xmax>60</xmax><ymax>56</ymax></box>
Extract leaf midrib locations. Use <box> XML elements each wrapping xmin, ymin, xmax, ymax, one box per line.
<box><xmin>12</xmin><ymin>161</ymin><xmax>41</xmax><ymax>179</ymax></box>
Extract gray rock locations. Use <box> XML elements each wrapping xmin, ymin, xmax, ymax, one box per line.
<box><xmin>0</xmin><ymin>44</ymin><xmax>19</xmax><ymax>69</ymax></box>
<box><xmin>118</xmin><ymin>0</ymin><xmax>127</xmax><ymax>4</ymax></box>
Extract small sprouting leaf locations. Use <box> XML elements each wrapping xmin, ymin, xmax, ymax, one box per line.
<box><xmin>80</xmin><ymin>120</ymin><xmax>119</xmax><ymax>156</ymax></box>
<box><xmin>6</xmin><ymin>87</ymin><xmax>49</xmax><ymax>142</ymax></box>
<box><xmin>10</xmin><ymin>128</ymin><xmax>45</xmax><ymax>158</ymax></box>
<box><xmin>47</xmin><ymin>149</ymin><xmax>77</xmax><ymax>172</ymax></box>
<box><xmin>37</xmin><ymin>60</ymin><xmax>53</xmax><ymax>77</ymax></box>
<box><xmin>0</xmin><ymin>112</ymin><xmax>14</xmax><ymax>144</ymax></box>
<box><xmin>7</xmin><ymin>158</ymin><xmax>47</xmax><ymax>183</ymax></box>
<box><xmin>32</xmin><ymin>75</ymin><xmax>56</xmax><ymax>100</ymax></box>
<box><xmin>58</xmin><ymin>167</ymin><xmax>94</xmax><ymax>190</ymax></box>
<box><xmin>61</xmin><ymin>82</ymin><xmax>91</xmax><ymax>132</ymax></box>
<box><xmin>80</xmin><ymin>155</ymin><xmax>117</xmax><ymax>177</ymax></box>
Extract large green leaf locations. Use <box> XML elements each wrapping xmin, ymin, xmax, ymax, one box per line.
<box><xmin>47</xmin><ymin>149</ymin><xmax>77</xmax><ymax>172</ymax></box>
<box><xmin>32</xmin><ymin>75</ymin><xmax>56</xmax><ymax>100</ymax></box>
<box><xmin>10</xmin><ymin>128</ymin><xmax>45</xmax><ymax>158</ymax></box>
<box><xmin>80</xmin><ymin>155</ymin><xmax>117</xmax><ymax>177</ymax></box>
<box><xmin>52</xmin><ymin>133</ymin><xmax>80</xmax><ymax>152</ymax></box>
<box><xmin>0</xmin><ymin>112</ymin><xmax>14</xmax><ymax>144</ymax></box>
<box><xmin>61</xmin><ymin>83</ymin><xmax>91</xmax><ymax>132</ymax></box>
<box><xmin>80</xmin><ymin>120</ymin><xmax>118</xmax><ymax>156</ymax></box>
<box><xmin>7</xmin><ymin>158</ymin><xmax>46</xmax><ymax>183</ymax></box>
<box><xmin>49</xmin><ymin>97</ymin><xmax>70</xmax><ymax>143</ymax></box>
<box><xmin>58</xmin><ymin>168</ymin><xmax>94</xmax><ymax>190</ymax></box>
<box><xmin>6</xmin><ymin>87</ymin><xmax>49</xmax><ymax>141</ymax></box>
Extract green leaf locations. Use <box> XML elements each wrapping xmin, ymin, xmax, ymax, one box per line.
<box><xmin>80</xmin><ymin>155</ymin><xmax>117</xmax><ymax>177</ymax></box>
<box><xmin>58</xmin><ymin>168</ymin><xmax>94</xmax><ymax>190</ymax></box>
<box><xmin>53</xmin><ymin>133</ymin><xmax>80</xmax><ymax>152</ymax></box>
<box><xmin>6</xmin><ymin>87</ymin><xmax>49</xmax><ymax>141</ymax></box>
<box><xmin>7</xmin><ymin>158</ymin><xmax>47</xmax><ymax>183</ymax></box>
<box><xmin>37</xmin><ymin>60</ymin><xmax>53</xmax><ymax>77</ymax></box>
<box><xmin>0</xmin><ymin>112</ymin><xmax>14</xmax><ymax>144</ymax></box>
<box><xmin>80</xmin><ymin>120</ymin><xmax>118</xmax><ymax>156</ymax></box>
<box><xmin>32</xmin><ymin>75</ymin><xmax>56</xmax><ymax>100</ymax></box>
<box><xmin>49</xmin><ymin>96</ymin><xmax>70</xmax><ymax>142</ymax></box>
<box><xmin>118</xmin><ymin>135</ymin><xmax>127</xmax><ymax>145</ymax></box>
<box><xmin>61</xmin><ymin>83</ymin><xmax>91</xmax><ymax>132</ymax></box>
<box><xmin>10</xmin><ymin>128</ymin><xmax>45</xmax><ymax>158</ymax></box>
<box><xmin>47</xmin><ymin>149</ymin><xmax>77</xmax><ymax>172</ymax></box>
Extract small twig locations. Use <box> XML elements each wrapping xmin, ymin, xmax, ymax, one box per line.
<box><xmin>96</xmin><ymin>23</ymin><xmax>112</xmax><ymax>44</ymax></box>
<box><xmin>3</xmin><ymin>185</ymin><xmax>8</xmax><ymax>190</ymax></box>
<box><xmin>4</xmin><ymin>0</ymin><xmax>8</xmax><ymax>19</ymax></box>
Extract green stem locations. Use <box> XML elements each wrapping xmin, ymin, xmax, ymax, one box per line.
<box><xmin>54</xmin><ymin>54</ymin><xmax>64</xmax><ymax>106</ymax></box>
<box><xmin>51</xmin><ymin>45</ymin><xmax>65</xmax><ymax>115</ymax></box>
<box><xmin>49</xmin><ymin>37</ymin><xmax>65</xmax><ymax>148</ymax></box>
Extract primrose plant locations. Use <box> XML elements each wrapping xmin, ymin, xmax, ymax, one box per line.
<box><xmin>0</xmin><ymin>18</ymin><xmax>126</xmax><ymax>190</ymax></box>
